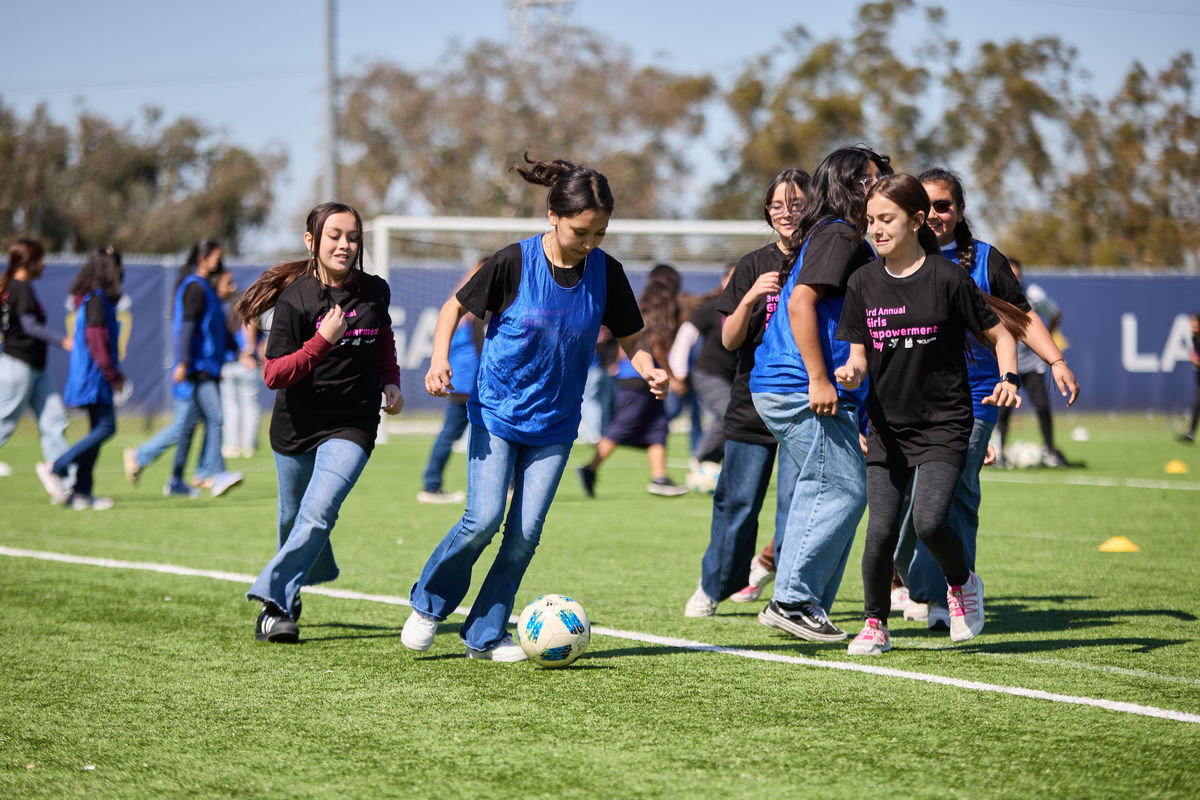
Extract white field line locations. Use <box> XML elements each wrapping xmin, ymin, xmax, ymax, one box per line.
<box><xmin>982</xmin><ymin>473</ymin><xmax>1200</xmax><ymax>491</ymax></box>
<box><xmin>3</xmin><ymin>545</ymin><xmax>1199</xmax><ymax>725</ymax></box>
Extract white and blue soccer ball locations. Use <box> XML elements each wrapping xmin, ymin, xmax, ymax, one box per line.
<box><xmin>1005</xmin><ymin>440</ymin><xmax>1043</xmax><ymax>469</ymax></box>
<box><xmin>686</xmin><ymin>461</ymin><xmax>722</xmax><ymax>494</ymax></box>
<box><xmin>516</xmin><ymin>594</ymin><xmax>591</xmax><ymax>668</ymax></box>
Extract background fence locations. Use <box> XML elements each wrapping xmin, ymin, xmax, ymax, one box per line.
<box><xmin>9</xmin><ymin>261</ymin><xmax>1199</xmax><ymax>417</ymax></box>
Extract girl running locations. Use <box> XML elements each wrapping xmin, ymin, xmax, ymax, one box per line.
<box><xmin>748</xmin><ymin>147</ymin><xmax>888</xmax><ymax>641</ymax></box>
<box><xmin>835</xmin><ymin>173</ymin><xmax>1024</xmax><ymax>654</ymax></box>
<box><xmin>38</xmin><ymin>247</ymin><xmax>126</xmax><ymax>510</ymax></box>
<box><xmin>402</xmin><ymin>155</ymin><xmax>666</xmax><ymax>662</ymax></box>
<box><xmin>896</xmin><ymin>168</ymin><xmax>1078</xmax><ymax>629</ymax></box>
<box><xmin>238</xmin><ymin>202</ymin><xmax>403</xmax><ymax>643</ymax></box>
<box><xmin>1</xmin><ymin>239</ymin><xmax>71</xmax><ymax>480</ymax></box>
<box><xmin>683</xmin><ymin>169</ymin><xmax>808</xmax><ymax>617</ymax></box>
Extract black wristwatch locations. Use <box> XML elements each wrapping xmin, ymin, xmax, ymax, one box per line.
<box><xmin>999</xmin><ymin>372</ymin><xmax>1022</xmax><ymax>389</ymax></box>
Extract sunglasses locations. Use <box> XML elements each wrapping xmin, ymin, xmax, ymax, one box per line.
<box><xmin>931</xmin><ymin>199</ymin><xmax>956</xmax><ymax>213</ymax></box>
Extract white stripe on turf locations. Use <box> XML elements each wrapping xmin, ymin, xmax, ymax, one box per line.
<box><xmin>3</xmin><ymin>545</ymin><xmax>1198</xmax><ymax>725</ymax></box>
<box><xmin>983</xmin><ymin>473</ymin><xmax>1200</xmax><ymax>492</ymax></box>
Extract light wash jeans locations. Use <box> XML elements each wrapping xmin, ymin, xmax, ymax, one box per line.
<box><xmin>698</xmin><ymin>438</ymin><xmax>798</xmax><ymax>601</ymax></box>
<box><xmin>409</xmin><ymin>423</ymin><xmax>571</xmax><ymax>651</ymax></box>
<box><xmin>220</xmin><ymin>361</ymin><xmax>261</xmax><ymax>454</ymax></box>
<box><xmin>752</xmin><ymin>392</ymin><xmax>867</xmax><ymax>611</ymax></box>
<box><xmin>0</xmin><ymin>352</ymin><xmax>69</xmax><ymax>464</ymax></box>
<box><xmin>135</xmin><ymin>394</ymin><xmax>218</xmax><ymax>477</ymax></box>
<box><xmin>897</xmin><ymin>417</ymin><xmax>993</xmax><ymax>604</ymax></box>
<box><xmin>246</xmin><ymin>438</ymin><xmax>370</xmax><ymax>617</ymax></box>
<box><xmin>174</xmin><ymin>377</ymin><xmax>225</xmax><ymax>481</ymax></box>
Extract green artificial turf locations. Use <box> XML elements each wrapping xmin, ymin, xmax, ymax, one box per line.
<box><xmin>1</xmin><ymin>411</ymin><xmax>1197</xmax><ymax>798</ymax></box>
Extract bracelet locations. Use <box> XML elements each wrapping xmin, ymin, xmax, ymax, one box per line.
<box><xmin>1050</xmin><ymin>358</ymin><xmax>1065</xmax><ymax>367</ymax></box>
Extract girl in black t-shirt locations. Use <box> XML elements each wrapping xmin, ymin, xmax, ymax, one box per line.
<box><xmin>835</xmin><ymin>174</ymin><xmax>1024</xmax><ymax>655</ymax></box>
<box><xmin>1</xmin><ymin>239</ymin><xmax>71</xmax><ymax>477</ymax></box>
<box><xmin>237</xmin><ymin>203</ymin><xmax>403</xmax><ymax>643</ymax></box>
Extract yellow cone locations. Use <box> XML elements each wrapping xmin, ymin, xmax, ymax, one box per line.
<box><xmin>1098</xmin><ymin>536</ymin><xmax>1140</xmax><ymax>553</ymax></box>
<box><xmin>1165</xmin><ymin>459</ymin><xmax>1188</xmax><ymax>475</ymax></box>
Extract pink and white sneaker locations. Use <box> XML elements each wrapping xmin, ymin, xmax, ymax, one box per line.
<box><xmin>729</xmin><ymin>558</ymin><xmax>775</xmax><ymax>604</ymax></box>
<box><xmin>847</xmin><ymin>617</ymin><xmax>891</xmax><ymax>655</ymax></box>
<box><xmin>889</xmin><ymin>585</ymin><xmax>910</xmax><ymax>615</ymax></box>
<box><xmin>947</xmin><ymin>571</ymin><xmax>984</xmax><ymax>642</ymax></box>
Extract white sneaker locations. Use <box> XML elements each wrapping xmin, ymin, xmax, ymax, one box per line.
<box><xmin>947</xmin><ymin>571</ymin><xmax>985</xmax><ymax>642</ymax></box>
<box><xmin>847</xmin><ymin>617</ymin><xmax>891</xmax><ymax>655</ymax></box>
<box><xmin>684</xmin><ymin>584</ymin><xmax>718</xmax><ymax>617</ymax></box>
<box><xmin>0</xmin><ymin>461</ymin><xmax>12</xmax><ymax>477</ymax></box>
<box><xmin>890</xmin><ymin>585</ymin><xmax>910</xmax><ymax>614</ymax></box>
<box><xmin>466</xmin><ymin>633</ymin><xmax>528</xmax><ymax>662</ymax></box>
<box><xmin>904</xmin><ymin>601</ymin><xmax>929</xmax><ymax>622</ymax></box>
<box><xmin>211</xmin><ymin>471</ymin><xmax>243</xmax><ymax>497</ymax></box>
<box><xmin>416</xmin><ymin>489</ymin><xmax>466</xmax><ymax>504</ymax></box>
<box><xmin>401</xmin><ymin>611</ymin><xmax>438</xmax><ymax>651</ymax></box>
<box><xmin>927</xmin><ymin>602</ymin><xmax>950</xmax><ymax>631</ymax></box>
<box><xmin>69</xmin><ymin>493</ymin><xmax>115</xmax><ymax>510</ymax></box>
<box><xmin>35</xmin><ymin>462</ymin><xmax>70</xmax><ymax>505</ymax></box>
<box><xmin>730</xmin><ymin>558</ymin><xmax>776</xmax><ymax>603</ymax></box>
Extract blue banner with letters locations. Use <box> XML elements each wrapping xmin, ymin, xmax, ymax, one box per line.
<box><xmin>7</xmin><ymin>262</ymin><xmax>1199</xmax><ymax>416</ymax></box>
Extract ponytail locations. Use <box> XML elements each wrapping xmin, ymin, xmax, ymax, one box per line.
<box><xmin>1</xmin><ymin>239</ymin><xmax>45</xmax><ymax>300</ymax></box>
<box><xmin>514</xmin><ymin>152</ymin><xmax>614</xmax><ymax>217</ymax></box>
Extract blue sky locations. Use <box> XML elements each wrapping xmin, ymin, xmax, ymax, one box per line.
<box><xmin>2</xmin><ymin>0</ymin><xmax>1198</xmax><ymax>252</ymax></box>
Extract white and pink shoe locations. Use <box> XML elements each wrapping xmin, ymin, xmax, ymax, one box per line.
<box><xmin>947</xmin><ymin>571</ymin><xmax>984</xmax><ymax>642</ymax></box>
<box><xmin>847</xmin><ymin>617</ymin><xmax>891</xmax><ymax>655</ymax></box>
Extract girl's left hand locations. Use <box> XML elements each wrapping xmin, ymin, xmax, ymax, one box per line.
<box><xmin>982</xmin><ymin>381</ymin><xmax>1022</xmax><ymax>408</ymax></box>
<box><xmin>983</xmin><ymin>444</ymin><xmax>997</xmax><ymax>466</ymax></box>
<box><xmin>645</xmin><ymin>367</ymin><xmax>669</xmax><ymax>400</ymax></box>
<box><xmin>381</xmin><ymin>384</ymin><xmax>404</xmax><ymax>415</ymax></box>
<box><xmin>1050</xmin><ymin>360</ymin><xmax>1080</xmax><ymax>407</ymax></box>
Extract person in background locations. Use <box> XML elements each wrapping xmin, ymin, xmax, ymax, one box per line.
<box><xmin>579</xmin><ymin>263</ymin><xmax>689</xmax><ymax>497</ymax></box>
<box><xmin>37</xmin><ymin>247</ymin><xmax>126</xmax><ymax>510</ymax></box>
<box><xmin>239</xmin><ymin>202</ymin><xmax>403</xmax><ymax>643</ymax></box>
<box><xmin>221</xmin><ymin>277</ymin><xmax>265</xmax><ymax>460</ymax></box>
<box><xmin>995</xmin><ymin>257</ymin><xmax>1070</xmax><ymax>467</ymax></box>
<box><xmin>1177</xmin><ymin>311</ymin><xmax>1200</xmax><ymax>444</ymax></box>
<box><xmin>579</xmin><ymin>328</ymin><xmax>618</xmax><ymax>445</ymax></box>
<box><xmin>1</xmin><ymin>239</ymin><xmax>71</xmax><ymax>482</ymax></box>
<box><xmin>418</xmin><ymin>259</ymin><xmax>487</xmax><ymax>504</ymax></box>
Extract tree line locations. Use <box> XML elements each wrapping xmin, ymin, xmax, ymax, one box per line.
<box><xmin>1</xmin><ymin>0</ymin><xmax>1196</xmax><ymax>267</ymax></box>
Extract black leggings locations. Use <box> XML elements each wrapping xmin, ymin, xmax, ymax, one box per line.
<box><xmin>997</xmin><ymin>370</ymin><xmax>1055</xmax><ymax>451</ymax></box>
<box><xmin>862</xmin><ymin>461</ymin><xmax>969</xmax><ymax>621</ymax></box>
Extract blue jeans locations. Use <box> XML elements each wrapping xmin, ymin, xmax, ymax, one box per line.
<box><xmin>421</xmin><ymin>400</ymin><xmax>469</xmax><ymax>492</ymax></box>
<box><xmin>698</xmin><ymin>439</ymin><xmax>798</xmax><ymax>601</ymax></box>
<box><xmin>898</xmin><ymin>417</ymin><xmax>993</xmax><ymax>604</ymax></box>
<box><xmin>753</xmin><ymin>392</ymin><xmax>867</xmax><ymax>611</ymax></box>
<box><xmin>136</xmin><ymin>394</ymin><xmax>218</xmax><ymax>476</ymax></box>
<box><xmin>409</xmin><ymin>423</ymin><xmax>571</xmax><ymax>651</ymax></box>
<box><xmin>0</xmin><ymin>353</ymin><xmax>69</xmax><ymax>464</ymax></box>
<box><xmin>52</xmin><ymin>403</ymin><xmax>116</xmax><ymax>496</ymax></box>
<box><xmin>174</xmin><ymin>377</ymin><xmax>225</xmax><ymax>480</ymax></box>
<box><xmin>246</xmin><ymin>438</ymin><xmax>370</xmax><ymax>616</ymax></box>
<box><xmin>579</xmin><ymin>365</ymin><xmax>614</xmax><ymax>443</ymax></box>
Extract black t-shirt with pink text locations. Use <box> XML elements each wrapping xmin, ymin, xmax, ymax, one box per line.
<box><xmin>837</xmin><ymin>253</ymin><xmax>999</xmax><ymax>469</ymax></box>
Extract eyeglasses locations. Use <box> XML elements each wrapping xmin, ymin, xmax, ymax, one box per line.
<box><xmin>856</xmin><ymin>175</ymin><xmax>879</xmax><ymax>190</ymax></box>
<box><xmin>930</xmin><ymin>199</ymin><xmax>956</xmax><ymax>214</ymax></box>
<box><xmin>766</xmin><ymin>202</ymin><xmax>804</xmax><ymax>215</ymax></box>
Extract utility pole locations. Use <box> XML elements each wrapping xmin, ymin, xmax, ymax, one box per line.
<box><xmin>323</xmin><ymin>0</ymin><xmax>339</xmax><ymax>200</ymax></box>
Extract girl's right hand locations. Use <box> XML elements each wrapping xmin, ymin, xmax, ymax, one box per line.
<box><xmin>834</xmin><ymin>362</ymin><xmax>864</xmax><ymax>390</ymax></box>
<box><xmin>425</xmin><ymin>361</ymin><xmax>454</xmax><ymax>397</ymax></box>
<box><xmin>319</xmin><ymin>304</ymin><xmax>347</xmax><ymax>343</ymax></box>
<box><xmin>745</xmin><ymin>271</ymin><xmax>782</xmax><ymax>304</ymax></box>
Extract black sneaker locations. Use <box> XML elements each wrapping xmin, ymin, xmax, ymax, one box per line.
<box><xmin>255</xmin><ymin>606</ymin><xmax>299</xmax><ymax>643</ymax></box>
<box><xmin>647</xmin><ymin>477</ymin><xmax>689</xmax><ymax>497</ymax></box>
<box><xmin>578</xmin><ymin>465</ymin><xmax>597</xmax><ymax>498</ymax></box>
<box><xmin>757</xmin><ymin>600</ymin><xmax>847</xmax><ymax>642</ymax></box>
<box><xmin>291</xmin><ymin>595</ymin><xmax>302</xmax><ymax>623</ymax></box>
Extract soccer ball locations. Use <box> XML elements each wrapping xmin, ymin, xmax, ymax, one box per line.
<box><xmin>686</xmin><ymin>461</ymin><xmax>722</xmax><ymax>494</ymax></box>
<box><xmin>516</xmin><ymin>594</ymin><xmax>591</xmax><ymax>668</ymax></box>
<box><xmin>1005</xmin><ymin>440</ymin><xmax>1042</xmax><ymax>469</ymax></box>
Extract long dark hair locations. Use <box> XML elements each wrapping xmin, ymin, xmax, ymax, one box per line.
<box><xmin>786</xmin><ymin>146</ymin><xmax>891</xmax><ymax>274</ymax></box>
<box><xmin>761</xmin><ymin>168</ymin><xmax>811</xmax><ymax>227</ymax></box>
<box><xmin>869</xmin><ymin>173</ymin><xmax>1028</xmax><ymax>341</ymax></box>
<box><xmin>514</xmin><ymin>152</ymin><xmax>614</xmax><ymax>217</ymax></box>
<box><xmin>237</xmin><ymin>203</ymin><xmax>364</xmax><ymax>322</ymax></box>
<box><xmin>638</xmin><ymin>263</ymin><xmax>682</xmax><ymax>359</ymax></box>
<box><xmin>1</xmin><ymin>239</ymin><xmax>45</xmax><ymax>300</ymax></box>
<box><xmin>69</xmin><ymin>246</ymin><xmax>124</xmax><ymax>304</ymax></box>
<box><xmin>174</xmin><ymin>238</ymin><xmax>223</xmax><ymax>293</ymax></box>
<box><xmin>917</xmin><ymin>167</ymin><xmax>977</xmax><ymax>270</ymax></box>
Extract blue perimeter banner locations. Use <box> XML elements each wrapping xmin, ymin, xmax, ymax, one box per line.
<box><xmin>8</xmin><ymin>262</ymin><xmax>1200</xmax><ymax>416</ymax></box>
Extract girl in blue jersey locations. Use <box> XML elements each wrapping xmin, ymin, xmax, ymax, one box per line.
<box><xmin>237</xmin><ymin>202</ymin><xmax>403</xmax><ymax>643</ymax></box>
<box><xmin>683</xmin><ymin>169</ymin><xmax>808</xmax><ymax>617</ymax></box>
<box><xmin>402</xmin><ymin>155</ymin><xmax>666</xmax><ymax>662</ymax></box>
<box><xmin>836</xmin><ymin>173</ymin><xmax>1025</xmax><ymax>653</ymax></box>
<box><xmin>1</xmin><ymin>239</ymin><xmax>71</xmax><ymax>480</ymax></box>
<box><xmin>894</xmin><ymin>169</ymin><xmax>1079</xmax><ymax>629</ymax></box>
<box><xmin>748</xmin><ymin>147</ymin><xmax>887</xmax><ymax>643</ymax></box>
<box><xmin>37</xmin><ymin>247</ymin><xmax>126</xmax><ymax>510</ymax></box>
